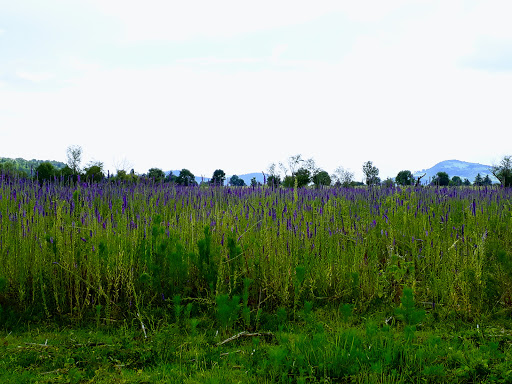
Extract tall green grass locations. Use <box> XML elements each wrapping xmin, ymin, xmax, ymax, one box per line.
<box><xmin>0</xmin><ymin>176</ymin><xmax>511</xmax><ymax>324</ymax></box>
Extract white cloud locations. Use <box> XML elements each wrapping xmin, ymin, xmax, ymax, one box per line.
<box><xmin>15</xmin><ymin>70</ymin><xmax>55</xmax><ymax>83</ymax></box>
<box><xmin>175</xmin><ymin>57</ymin><xmax>263</xmax><ymax>66</ymax></box>
<box><xmin>3</xmin><ymin>1</ymin><xmax>512</xmax><ymax>178</ymax></box>
<box><xmin>3</xmin><ymin>52</ymin><xmax>512</xmax><ymax>178</ymax></box>
<box><xmin>464</xmin><ymin>1</ymin><xmax>512</xmax><ymax>40</ymax></box>
<box><xmin>89</xmin><ymin>0</ymin><xmax>349</xmax><ymax>42</ymax></box>
<box><xmin>271</xmin><ymin>44</ymin><xmax>288</xmax><ymax>61</ymax></box>
<box><xmin>0</xmin><ymin>28</ymin><xmax>5</xmax><ymax>36</ymax></box>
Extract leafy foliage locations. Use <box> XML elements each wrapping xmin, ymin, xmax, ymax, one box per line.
<box><xmin>266</xmin><ymin>174</ymin><xmax>281</xmax><ymax>187</ymax></box>
<box><xmin>362</xmin><ymin>161</ymin><xmax>379</xmax><ymax>185</ymax></box>
<box><xmin>450</xmin><ymin>175</ymin><xmax>463</xmax><ymax>186</ymax></box>
<box><xmin>0</xmin><ymin>157</ymin><xmax>66</xmax><ymax>178</ymax></box>
<box><xmin>295</xmin><ymin>167</ymin><xmax>311</xmax><ymax>188</ymax></box>
<box><xmin>84</xmin><ymin>162</ymin><xmax>105</xmax><ymax>182</ymax></box>
<box><xmin>312</xmin><ymin>170</ymin><xmax>331</xmax><ymax>188</ymax></box>
<box><xmin>491</xmin><ymin>155</ymin><xmax>512</xmax><ymax>187</ymax></box>
<box><xmin>176</xmin><ymin>169</ymin><xmax>197</xmax><ymax>186</ymax></box>
<box><xmin>431</xmin><ymin>171</ymin><xmax>450</xmax><ymax>186</ymax></box>
<box><xmin>35</xmin><ymin>161</ymin><xmax>56</xmax><ymax>182</ymax></box>
<box><xmin>395</xmin><ymin>170</ymin><xmax>414</xmax><ymax>186</ymax></box>
<box><xmin>210</xmin><ymin>169</ymin><xmax>226</xmax><ymax>186</ymax></box>
<box><xmin>147</xmin><ymin>167</ymin><xmax>165</xmax><ymax>182</ymax></box>
<box><xmin>229</xmin><ymin>175</ymin><xmax>246</xmax><ymax>186</ymax></box>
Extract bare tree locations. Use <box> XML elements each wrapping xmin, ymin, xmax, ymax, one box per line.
<box><xmin>279</xmin><ymin>162</ymin><xmax>288</xmax><ymax>177</ymax></box>
<box><xmin>266</xmin><ymin>163</ymin><xmax>281</xmax><ymax>187</ymax></box>
<box><xmin>304</xmin><ymin>158</ymin><xmax>318</xmax><ymax>175</ymax></box>
<box><xmin>491</xmin><ymin>155</ymin><xmax>512</xmax><ymax>187</ymax></box>
<box><xmin>267</xmin><ymin>163</ymin><xmax>277</xmax><ymax>177</ymax></box>
<box><xmin>333</xmin><ymin>166</ymin><xmax>354</xmax><ymax>187</ymax></box>
<box><xmin>287</xmin><ymin>154</ymin><xmax>303</xmax><ymax>175</ymax></box>
<box><xmin>66</xmin><ymin>145</ymin><xmax>83</xmax><ymax>174</ymax></box>
<box><xmin>114</xmin><ymin>157</ymin><xmax>134</xmax><ymax>175</ymax></box>
<box><xmin>415</xmin><ymin>173</ymin><xmax>426</xmax><ymax>187</ymax></box>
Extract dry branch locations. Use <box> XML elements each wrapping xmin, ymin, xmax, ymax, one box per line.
<box><xmin>217</xmin><ymin>331</ymin><xmax>274</xmax><ymax>346</ymax></box>
<box><xmin>24</xmin><ymin>339</ymin><xmax>49</xmax><ymax>347</ymax></box>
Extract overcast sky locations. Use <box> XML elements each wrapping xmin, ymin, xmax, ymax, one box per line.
<box><xmin>1</xmin><ymin>1</ymin><xmax>511</xmax><ymax>180</ymax></box>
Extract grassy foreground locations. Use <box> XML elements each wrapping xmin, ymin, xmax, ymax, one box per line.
<box><xmin>1</xmin><ymin>177</ymin><xmax>512</xmax><ymax>382</ymax></box>
<box><xmin>1</xmin><ymin>306</ymin><xmax>511</xmax><ymax>383</ymax></box>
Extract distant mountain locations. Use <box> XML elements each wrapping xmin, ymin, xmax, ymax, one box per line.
<box><xmin>228</xmin><ymin>172</ymin><xmax>266</xmax><ymax>186</ymax></box>
<box><xmin>413</xmin><ymin>160</ymin><xmax>497</xmax><ymax>184</ymax></box>
<box><xmin>166</xmin><ymin>170</ymin><xmax>266</xmax><ymax>185</ymax></box>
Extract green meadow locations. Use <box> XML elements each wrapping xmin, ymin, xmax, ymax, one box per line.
<box><xmin>1</xmin><ymin>177</ymin><xmax>511</xmax><ymax>383</ymax></box>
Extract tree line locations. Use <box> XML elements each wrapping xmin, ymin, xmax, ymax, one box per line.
<box><xmin>1</xmin><ymin>147</ymin><xmax>511</xmax><ymax>188</ymax></box>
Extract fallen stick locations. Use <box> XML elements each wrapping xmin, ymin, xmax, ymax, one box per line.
<box><xmin>24</xmin><ymin>339</ymin><xmax>49</xmax><ymax>347</ymax></box>
<box><xmin>217</xmin><ymin>331</ymin><xmax>274</xmax><ymax>346</ymax></box>
<box><xmin>220</xmin><ymin>349</ymin><xmax>243</xmax><ymax>357</ymax></box>
<box><xmin>137</xmin><ymin>313</ymin><xmax>147</xmax><ymax>339</ymax></box>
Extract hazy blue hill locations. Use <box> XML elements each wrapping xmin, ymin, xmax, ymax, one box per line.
<box><xmin>413</xmin><ymin>160</ymin><xmax>498</xmax><ymax>184</ymax></box>
<box><xmin>166</xmin><ymin>170</ymin><xmax>211</xmax><ymax>185</ymax></box>
<box><xmin>167</xmin><ymin>170</ymin><xmax>266</xmax><ymax>185</ymax></box>
<box><xmin>228</xmin><ymin>172</ymin><xmax>266</xmax><ymax>185</ymax></box>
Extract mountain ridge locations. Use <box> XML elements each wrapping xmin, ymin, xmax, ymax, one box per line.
<box><xmin>412</xmin><ymin>159</ymin><xmax>497</xmax><ymax>184</ymax></box>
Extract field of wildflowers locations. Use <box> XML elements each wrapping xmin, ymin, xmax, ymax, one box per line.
<box><xmin>1</xmin><ymin>175</ymin><xmax>511</xmax><ymax>382</ymax></box>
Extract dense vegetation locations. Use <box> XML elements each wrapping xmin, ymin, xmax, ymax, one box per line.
<box><xmin>0</xmin><ymin>173</ymin><xmax>511</xmax><ymax>382</ymax></box>
<box><xmin>2</xmin><ymin>149</ymin><xmax>511</xmax><ymax>187</ymax></box>
<box><xmin>0</xmin><ymin>157</ymin><xmax>66</xmax><ymax>177</ymax></box>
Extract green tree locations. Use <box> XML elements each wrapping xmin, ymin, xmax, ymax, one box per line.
<box><xmin>382</xmin><ymin>177</ymin><xmax>394</xmax><ymax>188</ymax></box>
<box><xmin>59</xmin><ymin>165</ymin><xmax>75</xmax><ymax>182</ymax></box>
<box><xmin>210</xmin><ymin>169</ymin><xmax>226</xmax><ymax>186</ymax></box>
<box><xmin>35</xmin><ymin>162</ymin><xmax>56</xmax><ymax>182</ymax></box>
<box><xmin>229</xmin><ymin>175</ymin><xmax>246</xmax><ymax>186</ymax></box>
<box><xmin>114</xmin><ymin>170</ymin><xmax>133</xmax><ymax>182</ymax></box>
<box><xmin>84</xmin><ymin>162</ymin><xmax>105</xmax><ymax>182</ymax></box>
<box><xmin>0</xmin><ymin>159</ymin><xmax>24</xmax><ymax>178</ymax></box>
<box><xmin>362</xmin><ymin>161</ymin><xmax>379</xmax><ymax>185</ymax></box>
<box><xmin>463</xmin><ymin>178</ymin><xmax>471</xmax><ymax>186</ymax></box>
<box><xmin>250</xmin><ymin>177</ymin><xmax>259</xmax><ymax>187</ymax></box>
<box><xmin>147</xmin><ymin>168</ymin><xmax>165</xmax><ymax>182</ymax></box>
<box><xmin>282</xmin><ymin>175</ymin><xmax>295</xmax><ymax>188</ymax></box>
<box><xmin>176</xmin><ymin>169</ymin><xmax>197</xmax><ymax>186</ymax></box>
<box><xmin>431</xmin><ymin>172</ymin><xmax>450</xmax><ymax>186</ymax></box>
<box><xmin>395</xmin><ymin>170</ymin><xmax>414</xmax><ymax>186</ymax></box>
<box><xmin>482</xmin><ymin>174</ymin><xmax>493</xmax><ymax>186</ymax></box>
<box><xmin>166</xmin><ymin>171</ymin><xmax>177</xmax><ymax>183</ymax></box>
<box><xmin>449</xmin><ymin>176</ymin><xmax>462</xmax><ymax>186</ymax></box>
<box><xmin>474</xmin><ymin>173</ymin><xmax>483</xmax><ymax>186</ymax></box>
<box><xmin>266</xmin><ymin>175</ymin><xmax>281</xmax><ymax>187</ymax></box>
<box><xmin>295</xmin><ymin>167</ymin><xmax>311</xmax><ymax>188</ymax></box>
<box><xmin>1</xmin><ymin>157</ymin><xmax>65</xmax><ymax>177</ymax></box>
<box><xmin>312</xmin><ymin>170</ymin><xmax>331</xmax><ymax>188</ymax></box>
<box><xmin>491</xmin><ymin>156</ymin><xmax>512</xmax><ymax>187</ymax></box>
